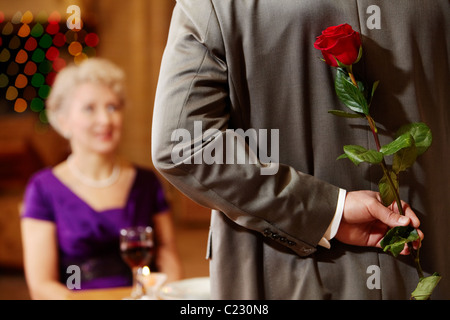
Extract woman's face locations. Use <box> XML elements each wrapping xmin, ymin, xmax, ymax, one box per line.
<box><xmin>61</xmin><ymin>82</ymin><xmax>124</xmax><ymax>156</ymax></box>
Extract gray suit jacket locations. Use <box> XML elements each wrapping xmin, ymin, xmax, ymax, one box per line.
<box><xmin>152</xmin><ymin>0</ymin><xmax>449</xmax><ymax>299</ymax></box>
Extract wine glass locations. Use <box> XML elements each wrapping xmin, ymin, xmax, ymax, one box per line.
<box><xmin>120</xmin><ymin>226</ymin><xmax>154</xmax><ymax>299</ymax></box>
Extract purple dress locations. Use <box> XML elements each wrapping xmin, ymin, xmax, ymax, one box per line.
<box><xmin>21</xmin><ymin>166</ymin><xmax>169</xmax><ymax>290</ymax></box>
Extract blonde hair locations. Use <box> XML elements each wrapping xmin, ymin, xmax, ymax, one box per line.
<box><xmin>46</xmin><ymin>58</ymin><xmax>126</xmax><ymax>135</ymax></box>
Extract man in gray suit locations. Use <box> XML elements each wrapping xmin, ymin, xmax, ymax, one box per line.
<box><xmin>152</xmin><ymin>0</ymin><xmax>449</xmax><ymax>299</ymax></box>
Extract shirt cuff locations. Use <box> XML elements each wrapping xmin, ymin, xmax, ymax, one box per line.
<box><xmin>318</xmin><ymin>188</ymin><xmax>346</xmax><ymax>249</ymax></box>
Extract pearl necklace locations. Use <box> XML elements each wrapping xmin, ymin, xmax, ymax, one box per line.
<box><xmin>67</xmin><ymin>155</ymin><xmax>121</xmax><ymax>188</ymax></box>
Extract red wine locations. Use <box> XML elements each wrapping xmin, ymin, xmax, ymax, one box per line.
<box><xmin>121</xmin><ymin>243</ymin><xmax>153</xmax><ymax>268</ymax></box>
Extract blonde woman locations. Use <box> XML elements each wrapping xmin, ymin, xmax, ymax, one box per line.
<box><xmin>21</xmin><ymin>58</ymin><xmax>183</xmax><ymax>299</ymax></box>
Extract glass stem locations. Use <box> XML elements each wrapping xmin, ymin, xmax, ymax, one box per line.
<box><xmin>131</xmin><ymin>267</ymin><xmax>144</xmax><ymax>298</ymax></box>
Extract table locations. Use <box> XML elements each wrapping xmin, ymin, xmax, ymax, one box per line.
<box><xmin>66</xmin><ymin>276</ymin><xmax>210</xmax><ymax>300</ymax></box>
<box><xmin>66</xmin><ymin>286</ymin><xmax>132</xmax><ymax>300</ymax></box>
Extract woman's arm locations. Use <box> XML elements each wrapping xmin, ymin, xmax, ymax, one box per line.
<box><xmin>21</xmin><ymin>218</ymin><xmax>71</xmax><ymax>299</ymax></box>
<box><xmin>152</xmin><ymin>211</ymin><xmax>183</xmax><ymax>282</ymax></box>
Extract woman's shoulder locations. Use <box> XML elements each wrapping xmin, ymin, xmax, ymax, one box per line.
<box><xmin>27</xmin><ymin>167</ymin><xmax>56</xmax><ymax>186</ymax></box>
<box><xmin>132</xmin><ymin>165</ymin><xmax>164</xmax><ymax>189</ymax></box>
<box><xmin>133</xmin><ymin>164</ymin><xmax>158</xmax><ymax>180</ymax></box>
<box><xmin>24</xmin><ymin>167</ymin><xmax>62</xmax><ymax>202</ymax></box>
<box><xmin>131</xmin><ymin>164</ymin><xmax>169</xmax><ymax>213</ymax></box>
<box><xmin>22</xmin><ymin>167</ymin><xmax>59</xmax><ymax>221</ymax></box>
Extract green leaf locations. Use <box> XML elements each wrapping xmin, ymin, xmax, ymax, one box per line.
<box><xmin>354</xmin><ymin>46</ymin><xmax>363</xmax><ymax>64</ymax></box>
<box><xmin>393</xmin><ymin>141</ymin><xmax>417</xmax><ymax>174</ymax></box>
<box><xmin>334</xmin><ymin>68</ymin><xmax>369</xmax><ymax>115</ymax></box>
<box><xmin>411</xmin><ymin>272</ymin><xmax>442</xmax><ymax>300</ymax></box>
<box><xmin>396</xmin><ymin>122</ymin><xmax>432</xmax><ymax>156</ymax></box>
<box><xmin>336</xmin><ymin>153</ymin><xmax>348</xmax><ymax>160</ymax></box>
<box><xmin>380</xmin><ymin>226</ymin><xmax>419</xmax><ymax>257</ymax></box>
<box><xmin>356</xmin><ymin>80</ymin><xmax>365</xmax><ymax>95</ymax></box>
<box><xmin>370</xmin><ymin>80</ymin><xmax>379</xmax><ymax>100</ymax></box>
<box><xmin>342</xmin><ymin>145</ymin><xmax>384</xmax><ymax>166</ymax></box>
<box><xmin>378</xmin><ymin>171</ymin><xmax>399</xmax><ymax>206</ymax></box>
<box><xmin>380</xmin><ymin>133</ymin><xmax>414</xmax><ymax>156</ymax></box>
<box><xmin>328</xmin><ymin>110</ymin><xmax>365</xmax><ymax>118</ymax></box>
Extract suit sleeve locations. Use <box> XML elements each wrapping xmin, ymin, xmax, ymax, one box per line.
<box><xmin>152</xmin><ymin>1</ymin><xmax>341</xmax><ymax>257</ymax></box>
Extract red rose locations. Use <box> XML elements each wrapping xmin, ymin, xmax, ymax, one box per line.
<box><xmin>314</xmin><ymin>24</ymin><xmax>362</xmax><ymax>67</ymax></box>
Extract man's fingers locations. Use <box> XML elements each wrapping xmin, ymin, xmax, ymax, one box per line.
<box><xmin>373</xmin><ymin>203</ymin><xmax>411</xmax><ymax>228</ymax></box>
<box><xmin>390</xmin><ymin>201</ymin><xmax>420</xmax><ymax>228</ymax></box>
<box><xmin>413</xmin><ymin>229</ymin><xmax>424</xmax><ymax>249</ymax></box>
<box><xmin>403</xmin><ymin>203</ymin><xmax>420</xmax><ymax>229</ymax></box>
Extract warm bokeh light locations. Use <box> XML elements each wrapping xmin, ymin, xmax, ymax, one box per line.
<box><xmin>73</xmin><ymin>52</ymin><xmax>88</xmax><ymax>65</ymax></box>
<box><xmin>24</xmin><ymin>37</ymin><xmax>37</xmax><ymax>51</ymax></box>
<box><xmin>18</xmin><ymin>24</ymin><xmax>30</xmax><ymax>37</ymax></box>
<box><xmin>52</xmin><ymin>32</ymin><xmax>65</xmax><ymax>47</ymax></box>
<box><xmin>21</xmin><ymin>10</ymin><xmax>33</xmax><ymax>24</ymax></box>
<box><xmin>15</xmin><ymin>49</ymin><xmax>28</xmax><ymax>64</ymax></box>
<box><xmin>142</xmin><ymin>266</ymin><xmax>151</xmax><ymax>276</ymax></box>
<box><xmin>14</xmin><ymin>97</ymin><xmax>27</xmax><ymax>112</ymax></box>
<box><xmin>0</xmin><ymin>48</ymin><xmax>10</xmax><ymax>62</ymax></box>
<box><xmin>24</xmin><ymin>61</ymin><xmax>37</xmax><ymax>76</ymax></box>
<box><xmin>45</xmin><ymin>46</ymin><xmax>59</xmax><ymax>61</ymax></box>
<box><xmin>46</xmin><ymin>23</ymin><xmax>59</xmax><ymax>35</ymax></box>
<box><xmin>84</xmin><ymin>32</ymin><xmax>99</xmax><ymax>47</ymax></box>
<box><xmin>68</xmin><ymin>41</ymin><xmax>82</xmax><ymax>56</ymax></box>
<box><xmin>0</xmin><ymin>9</ymin><xmax>99</xmax><ymax>121</ymax></box>
<box><xmin>2</xmin><ymin>22</ymin><xmax>13</xmax><ymax>35</ymax></box>
<box><xmin>47</xmin><ymin>11</ymin><xmax>61</xmax><ymax>25</ymax></box>
<box><xmin>52</xmin><ymin>57</ymin><xmax>66</xmax><ymax>72</ymax></box>
<box><xmin>15</xmin><ymin>73</ymin><xmax>28</xmax><ymax>88</ymax></box>
<box><xmin>6</xmin><ymin>86</ymin><xmax>18</xmax><ymax>100</ymax></box>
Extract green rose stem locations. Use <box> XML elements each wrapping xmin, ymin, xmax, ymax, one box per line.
<box><xmin>348</xmin><ymin>68</ymin><xmax>425</xmax><ymax>281</ymax></box>
<box><xmin>367</xmin><ymin>113</ymin><xmax>424</xmax><ymax>280</ymax></box>
<box><xmin>319</xmin><ymin>24</ymin><xmax>440</xmax><ymax>298</ymax></box>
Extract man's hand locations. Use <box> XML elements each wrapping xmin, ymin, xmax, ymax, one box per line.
<box><xmin>335</xmin><ymin>190</ymin><xmax>423</xmax><ymax>254</ymax></box>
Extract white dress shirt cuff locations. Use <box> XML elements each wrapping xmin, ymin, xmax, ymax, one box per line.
<box><xmin>318</xmin><ymin>188</ymin><xmax>346</xmax><ymax>249</ymax></box>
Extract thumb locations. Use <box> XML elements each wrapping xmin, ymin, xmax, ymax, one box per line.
<box><xmin>373</xmin><ymin>203</ymin><xmax>410</xmax><ymax>228</ymax></box>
